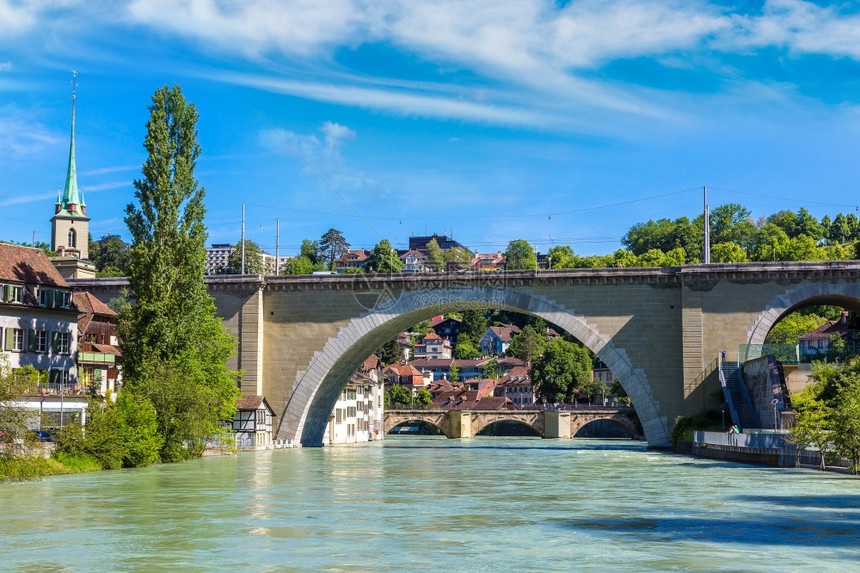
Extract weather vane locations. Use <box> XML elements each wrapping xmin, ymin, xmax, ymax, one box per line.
<box><xmin>71</xmin><ymin>69</ymin><xmax>78</xmax><ymax>99</ymax></box>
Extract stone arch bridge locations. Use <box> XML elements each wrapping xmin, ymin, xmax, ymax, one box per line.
<box><xmin>71</xmin><ymin>261</ymin><xmax>860</xmax><ymax>449</ymax></box>
<box><xmin>384</xmin><ymin>408</ymin><xmax>641</xmax><ymax>439</ymax></box>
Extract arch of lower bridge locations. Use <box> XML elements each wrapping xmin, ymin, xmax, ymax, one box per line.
<box><xmin>571</xmin><ymin>415</ymin><xmax>639</xmax><ymax>439</ymax></box>
<box><xmin>384</xmin><ymin>413</ymin><xmax>449</xmax><ymax>436</ymax></box>
<box><xmin>276</xmin><ymin>285</ymin><xmax>669</xmax><ymax>448</ymax></box>
<box><xmin>469</xmin><ymin>413</ymin><xmax>543</xmax><ymax>437</ymax></box>
<box><xmin>746</xmin><ymin>282</ymin><xmax>860</xmax><ymax>351</ymax></box>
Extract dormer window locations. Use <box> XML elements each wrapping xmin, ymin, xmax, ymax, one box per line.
<box><xmin>39</xmin><ymin>289</ymin><xmax>52</xmax><ymax>307</ymax></box>
<box><xmin>2</xmin><ymin>284</ymin><xmax>23</xmax><ymax>303</ymax></box>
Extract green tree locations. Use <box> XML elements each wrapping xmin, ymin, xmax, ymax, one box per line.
<box><xmin>300</xmin><ymin>239</ymin><xmax>320</xmax><ymax>264</ymax></box>
<box><xmin>710</xmin><ymin>203</ymin><xmax>755</xmax><ymax>250</ymax></box>
<box><xmin>765</xmin><ymin>312</ymin><xmax>827</xmax><ymax>344</ymax></box>
<box><xmin>508</xmin><ymin>325</ymin><xmax>545</xmax><ymax>363</ymax></box>
<box><xmin>531</xmin><ymin>338</ymin><xmax>591</xmax><ymax>403</ymax></box>
<box><xmin>386</xmin><ymin>384</ymin><xmax>413</xmax><ymax>407</ymax></box>
<box><xmin>444</xmin><ymin>246</ymin><xmax>472</xmax><ymax>270</ymax></box>
<box><xmin>319</xmin><ymin>228</ymin><xmax>349</xmax><ymax>270</ymax></box>
<box><xmin>120</xmin><ymin>84</ymin><xmax>240</xmax><ymax>463</ymax></box>
<box><xmin>89</xmin><ymin>234</ymin><xmax>130</xmax><ymax>276</ymax></box>
<box><xmin>710</xmin><ymin>242</ymin><xmax>749</xmax><ymax>263</ymax></box>
<box><xmin>461</xmin><ymin>310</ymin><xmax>489</xmax><ymax>342</ymax></box>
<box><xmin>831</xmin><ymin>374</ymin><xmax>860</xmax><ymax>474</ymax></box>
<box><xmin>0</xmin><ymin>360</ymin><xmax>41</xmax><ymax>459</ymax></box>
<box><xmin>425</xmin><ymin>238</ymin><xmax>445</xmax><ymax>271</ymax></box>
<box><xmin>368</xmin><ymin>239</ymin><xmax>402</xmax><ymax>272</ymax></box>
<box><xmin>281</xmin><ymin>255</ymin><xmax>315</xmax><ymax>275</ymax></box>
<box><xmin>481</xmin><ymin>359</ymin><xmax>503</xmax><ymax>379</ymax></box>
<box><xmin>609</xmin><ymin>379</ymin><xmax>630</xmax><ymax>406</ymax></box>
<box><xmin>414</xmin><ymin>388</ymin><xmax>433</xmax><ymax>406</ymax></box>
<box><xmin>548</xmin><ymin>245</ymin><xmax>575</xmax><ymax>269</ymax></box>
<box><xmin>791</xmin><ymin>382</ymin><xmax>834</xmax><ymax>470</ymax></box>
<box><xmin>454</xmin><ymin>341</ymin><xmax>482</xmax><ymax>359</ymax></box>
<box><xmin>225</xmin><ymin>239</ymin><xmax>264</xmax><ymax>275</ymax></box>
<box><xmin>449</xmin><ymin>363</ymin><xmax>460</xmax><ymax>383</ymax></box>
<box><xmin>377</xmin><ymin>336</ymin><xmax>403</xmax><ymax>365</ymax></box>
<box><xmin>504</xmin><ymin>239</ymin><xmax>536</xmax><ymax>270</ymax></box>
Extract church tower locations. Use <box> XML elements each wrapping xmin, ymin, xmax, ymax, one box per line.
<box><xmin>51</xmin><ymin>70</ymin><xmax>90</xmax><ymax>260</ymax></box>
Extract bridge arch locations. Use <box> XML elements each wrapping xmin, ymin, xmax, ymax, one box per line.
<box><xmin>470</xmin><ymin>414</ymin><xmax>543</xmax><ymax>437</ymax></box>
<box><xmin>277</xmin><ymin>286</ymin><xmax>669</xmax><ymax>448</ymax></box>
<box><xmin>746</xmin><ymin>282</ymin><xmax>860</xmax><ymax>349</ymax></box>
<box><xmin>572</xmin><ymin>416</ymin><xmax>639</xmax><ymax>439</ymax></box>
<box><xmin>384</xmin><ymin>414</ymin><xmax>447</xmax><ymax>437</ymax></box>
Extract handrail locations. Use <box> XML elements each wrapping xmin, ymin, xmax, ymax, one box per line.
<box><xmin>718</xmin><ymin>354</ymin><xmax>742</xmax><ymax>429</ymax></box>
<box><xmin>736</xmin><ymin>366</ymin><xmax>761</xmax><ymax>428</ymax></box>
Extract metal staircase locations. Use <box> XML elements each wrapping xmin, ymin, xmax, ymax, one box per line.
<box><xmin>719</xmin><ymin>359</ymin><xmax>760</xmax><ymax>430</ymax></box>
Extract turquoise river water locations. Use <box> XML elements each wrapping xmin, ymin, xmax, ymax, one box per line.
<box><xmin>2</xmin><ymin>437</ymin><xmax>860</xmax><ymax>572</ymax></box>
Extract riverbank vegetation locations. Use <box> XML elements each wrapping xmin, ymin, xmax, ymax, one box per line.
<box><xmin>1</xmin><ymin>85</ymin><xmax>238</xmax><ymax>483</ymax></box>
<box><xmin>792</xmin><ymin>359</ymin><xmax>860</xmax><ymax>473</ymax></box>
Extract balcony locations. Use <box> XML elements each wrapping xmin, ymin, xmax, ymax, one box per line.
<box><xmin>22</xmin><ymin>383</ymin><xmax>97</xmax><ymax>397</ymax></box>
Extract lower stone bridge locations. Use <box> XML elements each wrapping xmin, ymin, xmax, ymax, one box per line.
<box><xmin>384</xmin><ymin>408</ymin><xmax>641</xmax><ymax>439</ymax></box>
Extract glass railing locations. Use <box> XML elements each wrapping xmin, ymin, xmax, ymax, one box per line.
<box><xmin>738</xmin><ymin>344</ymin><xmax>799</xmax><ymax>364</ymax></box>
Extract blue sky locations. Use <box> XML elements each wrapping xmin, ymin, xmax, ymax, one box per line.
<box><xmin>2</xmin><ymin>0</ymin><xmax>860</xmax><ymax>257</ymax></box>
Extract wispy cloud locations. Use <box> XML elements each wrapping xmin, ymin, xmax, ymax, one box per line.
<box><xmin>0</xmin><ymin>110</ymin><xmax>63</xmax><ymax>160</ymax></box>
<box><xmin>0</xmin><ymin>190</ymin><xmax>57</xmax><ymax>208</ymax></box>
<box><xmin>259</xmin><ymin>120</ymin><xmax>356</xmax><ymax>162</ymax></box>
<box><xmin>81</xmin><ymin>165</ymin><xmax>138</xmax><ymax>176</ymax></box>
<box><xmin>0</xmin><ymin>61</ymin><xmax>11</xmax><ymax>72</ymax></box>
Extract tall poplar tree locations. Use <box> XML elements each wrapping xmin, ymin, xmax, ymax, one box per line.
<box><xmin>120</xmin><ymin>85</ymin><xmax>239</xmax><ymax>462</ymax></box>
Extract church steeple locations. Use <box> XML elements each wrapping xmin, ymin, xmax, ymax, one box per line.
<box><xmin>60</xmin><ymin>70</ymin><xmax>81</xmax><ymax>214</ymax></box>
<box><xmin>51</xmin><ymin>70</ymin><xmax>90</xmax><ymax>261</ymax></box>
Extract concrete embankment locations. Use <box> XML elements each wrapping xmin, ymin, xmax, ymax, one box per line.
<box><xmin>677</xmin><ymin>430</ymin><xmax>839</xmax><ymax>469</ymax></box>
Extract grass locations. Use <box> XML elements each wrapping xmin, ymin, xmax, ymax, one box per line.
<box><xmin>0</xmin><ymin>452</ymin><xmax>103</xmax><ymax>482</ymax></box>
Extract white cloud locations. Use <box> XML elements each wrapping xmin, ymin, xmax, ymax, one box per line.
<box><xmin>0</xmin><ymin>62</ymin><xmax>11</xmax><ymax>72</ymax></box>
<box><xmin>728</xmin><ymin>0</ymin><xmax>860</xmax><ymax>59</ymax></box>
<box><xmin>125</xmin><ymin>0</ymin><xmax>369</xmax><ymax>56</ymax></box>
<box><xmin>0</xmin><ymin>110</ymin><xmax>63</xmax><ymax>160</ymax></box>
<box><xmin>321</xmin><ymin>121</ymin><xmax>355</xmax><ymax>149</ymax></box>
<box><xmin>259</xmin><ymin>121</ymin><xmax>356</xmax><ymax>161</ymax></box>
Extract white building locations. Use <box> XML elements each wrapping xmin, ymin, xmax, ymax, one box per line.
<box><xmin>323</xmin><ymin>356</ymin><xmax>385</xmax><ymax>444</ymax></box>
<box><xmin>206</xmin><ymin>243</ymin><xmax>292</xmax><ymax>275</ymax></box>
<box><xmin>1</xmin><ymin>243</ymin><xmax>85</xmax><ymax>429</ymax></box>
<box><xmin>413</xmin><ymin>332</ymin><xmax>452</xmax><ymax>360</ymax></box>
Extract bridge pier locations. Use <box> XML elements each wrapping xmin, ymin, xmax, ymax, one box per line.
<box><xmin>448</xmin><ymin>411</ymin><xmax>472</xmax><ymax>438</ymax></box>
<box><xmin>543</xmin><ymin>411</ymin><xmax>570</xmax><ymax>438</ymax></box>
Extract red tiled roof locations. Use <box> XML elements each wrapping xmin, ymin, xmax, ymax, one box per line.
<box><xmin>487</xmin><ymin>324</ymin><xmax>521</xmax><ymax>343</ymax></box>
<box><xmin>422</xmin><ymin>332</ymin><xmax>441</xmax><ymax>340</ymax></box>
<box><xmin>73</xmin><ymin>291</ymin><xmax>116</xmax><ymax>317</ymax></box>
<box><xmin>236</xmin><ymin>395</ymin><xmax>274</xmax><ymax>413</ymax></box>
<box><xmin>428</xmin><ymin>316</ymin><xmax>461</xmax><ymax>328</ymax></box>
<box><xmin>798</xmin><ymin>314</ymin><xmax>851</xmax><ymax>341</ymax></box>
<box><xmin>0</xmin><ymin>243</ymin><xmax>68</xmax><ymax>287</ymax></box>
<box><xmin>411</xmin><ymin>358</ymin><xmax>490</xmax><ymax>369</ymax></box>
<box><xmin>361</xmin><ymin>354</ymin><xmax>381</xmax><ymax>372</ymax></box>
<box><xmin>431</xmin><ymin>390</ymin><xmax>516</xmax><ymax>410</ymax></box>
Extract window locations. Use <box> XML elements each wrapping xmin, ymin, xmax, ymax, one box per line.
<box><xmin>39</xmin><ymin>289</ymin><xmax>52</xmax><ymax>307</ymax></box>
<box><xmin>3</xmin><ymin>285</ymin><xmax>23</xmax><ymax>303</ymax></box>
<box><xmin>35</xmin><ymin>330</ymin><xmax>48</xmax><ymax>353</ymax></box>
<box><xmin>58</xmin><ymin>292</ymin><xmax>71</xmax><ymax>309</ymax></box>
<box><xmin>335</xmin><ymin>409</ymin><xmax>342</xmax><ymax>424</ymax></box>
<box><xmin>5</xmin><ymin>328</ymin><xmax>24</xmax><ymax>352</ymax></box>
<box><xmin>54</xmin><ymin>332</ymin><xmax>70</xmax><ymax>354</ymax></box>
<box><xmin>68</xmin><ymin>228</ymin><xmax>77</xmax><ymax>248</ymax></box>
<box><xmin>80</xmin><ymin>366</ymin><xmax>93</xmax><ymax>387</ymax></box>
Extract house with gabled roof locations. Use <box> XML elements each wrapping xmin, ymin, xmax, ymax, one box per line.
<box><xmin>480</xmin><ymin>324</ymin><xmax>522</xmax><ymax>356</ymax></box>
<box><xmin>413</xmin><ymin>332</ymin><xmax>452</xmax><ymax>360</ymax></box>
<box><xmin>74</xmin><ymin>291</ymin><xmax>122</xmax><ymax>396</ymax></box>
<box><xmin>335</xmin><ymin>249</ymin><xmax>371</xmax><ymax>272</ymax></box>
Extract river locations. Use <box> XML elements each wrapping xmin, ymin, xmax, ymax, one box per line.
<box><xmin>2</xmin><ymin>437</ymin><xmax>859</xmax><ymax>571</ymax></box>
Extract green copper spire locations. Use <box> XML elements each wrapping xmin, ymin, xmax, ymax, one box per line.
<box><xmin>60</xmin><ymin>70</ymin><xmax>81</xmax><ymax>214</ymax></box>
